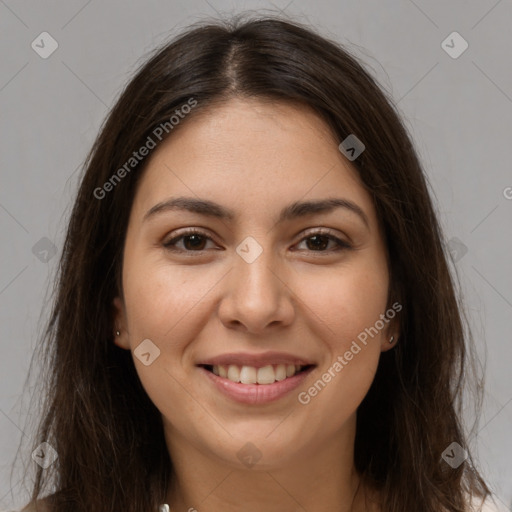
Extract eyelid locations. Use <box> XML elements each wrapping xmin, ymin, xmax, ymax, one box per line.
<box><xmin>162</xmin><ymin>226</ymin><xmax>352</xmax><ymax>253</ymax></box>
<box><xmin>299</xmin><ymin>227</ymin><xmax>350</xmax><ymax>243</ymax></box>
<box><xmin>293</xmin><ymin>227</ymin><xmax>352</xmax><ymax>251</ymax></box>
<box><xmin>162</xmin><ymin>227</ymin><xmax>219</xmax><ymax>251</ymax></box>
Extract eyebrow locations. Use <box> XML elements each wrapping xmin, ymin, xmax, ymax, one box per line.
<box><xmin>143</xmin><ymin>196</ymin><xmax>369</xmax><ymax>228</ymax></box>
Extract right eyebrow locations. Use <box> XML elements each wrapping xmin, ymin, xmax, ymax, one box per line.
<box><xmin>143</xmin><ymin>196</ymin><xmax>370</xmax><ymax>229</ymax></box>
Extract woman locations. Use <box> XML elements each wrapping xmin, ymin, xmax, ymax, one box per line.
<box><xmin>12</xmin><ymin>12</ymin><xmax>498</xmax><ymax>512</ymax></box>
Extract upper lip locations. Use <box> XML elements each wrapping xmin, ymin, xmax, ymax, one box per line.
<box><xmin>197</xmin><ymin>351</ymin><xmax>316</xmax><ymax>369</ymax></box>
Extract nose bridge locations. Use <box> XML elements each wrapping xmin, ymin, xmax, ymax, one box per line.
<box><xmin>234</xmin><ymin>235</ymin><xmax>280</xmax><ymax>303</ymax></box>
<box><xmin>219</xmin><ymin>235</ymin><xmax>293</xmax><ymax>332</ymax></box>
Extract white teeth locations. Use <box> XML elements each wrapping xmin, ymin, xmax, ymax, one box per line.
<box><xmin>210</xmin><ymin>363</ymin><xmax>309</xmax><ymax>384</ymax></box>
<box><xmin>275</xmin><ymin>364</ymin><xmax>287</xmax><ymax>381</ymax></box>
<box><xmin>227</xmin><ymin>365</ymin><xmax>240</xmax><ymax>382</ymax></box>
<box><xmin>240</xmin><ymin>366</ymin><xmax>257</xmax><ymax>384</ymax></box>
<box><xmin>257</xmin><ymin>365</ymin><xmax>276</xmax><ymax>385</ymax></box>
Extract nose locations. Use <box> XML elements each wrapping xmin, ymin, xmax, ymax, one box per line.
<box><xmin>217</xmin><ymin>240</ymin><xmax>295</xmax><ymax>335</ymax></box>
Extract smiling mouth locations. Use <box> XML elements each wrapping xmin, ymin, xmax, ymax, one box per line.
<box><xmin>199</xmin><ymin>363</ymin><xmax>315</xmax><ymax>385</ymax></box>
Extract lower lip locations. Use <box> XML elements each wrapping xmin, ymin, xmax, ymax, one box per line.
<box><xmin>198</xmin><ymin>366</ymin><xmax>315</xmax><ymax>405</ymax></box>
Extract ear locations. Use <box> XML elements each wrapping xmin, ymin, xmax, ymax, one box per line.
<box><xmin>380</xmin><ymin>303</ymin><xmax>402</xmax><ymax>353</ymax></box>
<box><xmin>112</xmin><ymin>296</ymin><xmax>130</xmax><ymax>350</ymax></box>
<box><xmin>380</xmin><ymin>330</ymin><xmax>399</xmax><ymax>352</ymax></box>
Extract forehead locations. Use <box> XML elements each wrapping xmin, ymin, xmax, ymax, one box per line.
<box><xmin>130</xmin><ymin>98</ymin><xmax>376</xmax><ymax>227</ymax></box>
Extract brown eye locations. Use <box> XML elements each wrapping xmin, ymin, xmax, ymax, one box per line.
<box><xmin>163</xmin><ymin>229</ymin><xmax>215</xmax><ymax>252</ymax></box>
<box><xmin>162</xmin><ymin>228</ymin><xmax>351</xmax><ymax>255</ymax></box>
<box><xmin>295</xmin><ymin>230</ymin><xmax>352</xmax><ymax>253</ymax></box>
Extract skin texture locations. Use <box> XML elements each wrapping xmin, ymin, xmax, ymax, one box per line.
<box><xmin>113</xmin><ymin>98</ymin><xmax>399</xmax><ymax>512</ymax></box>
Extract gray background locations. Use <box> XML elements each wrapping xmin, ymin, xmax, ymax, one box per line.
<box><xmin>0</xmin><ymin>0</ymin><xmax>511</xmax><ymax>510</ymax></box>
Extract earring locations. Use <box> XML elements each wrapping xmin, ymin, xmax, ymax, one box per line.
<box><xmin>389</xmin><ymin>336</ymin><xmax>394</xmax><ymax>344</ymax></box>
<box><xmin>115</xmin><ymin>329</ymin><xmax>120</xmax><ymax>336</ymax></box>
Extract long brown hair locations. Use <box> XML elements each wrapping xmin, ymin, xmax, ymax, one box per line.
<box><xmin>16</xmin><ymin>12</ymin><xmax>490</xmax><ymax>512</ymax></box>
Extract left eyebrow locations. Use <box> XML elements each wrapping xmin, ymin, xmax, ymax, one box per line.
<box><xmin>143</xmin><ymin>196</ymin><xmax>370</xmax><ymax>229</ymax></box>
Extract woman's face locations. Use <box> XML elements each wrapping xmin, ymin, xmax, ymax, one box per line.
<box><xmin>113</xmin><ymin>97</ymin><xmax>398</xmax><ymax>469</ymax></box>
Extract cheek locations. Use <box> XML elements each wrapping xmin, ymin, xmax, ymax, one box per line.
<box><xmin>293</xmin><ymin>258</ymin><xmax>389</xmax><ymax>417</ymax></box>
<box><xmin>299</xmin><ymin>257</ymin><xmax>390</xmax><ymax>348</ymax></box>
<box><xmin>120</xmin><ymin>255</ymin><xmax>224</xmax><ymax>415</ymax></box>
<box><xmin>120</xmin><ymin>259</ymin><xmax>212</xmax><ymax>425</ymax></box>
<box><xmin>122</xmin><ymin>254</ymin><xmax>215</xmax><ymax>344</ymax></box>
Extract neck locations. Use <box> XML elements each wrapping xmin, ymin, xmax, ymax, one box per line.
<box><xmin>163</xmin><ymin>415</ymin><xmax>378</xmax><ymax>512</ymax></box>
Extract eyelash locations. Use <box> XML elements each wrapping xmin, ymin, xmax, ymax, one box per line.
<box><xmin>162</xmin><ymin>228</ymin><xmax>352</xmax><ymax>255</ymax></box>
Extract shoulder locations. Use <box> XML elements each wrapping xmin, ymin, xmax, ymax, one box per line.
<box><xmin>468</xmin><ymin>495</ymin><xmax>508</xmax><ymax>512</ymax></box>
<box><xmin>18</xmin><ymin>499</ymin><xmax>51</xmax><ymax>512</ymax></box>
